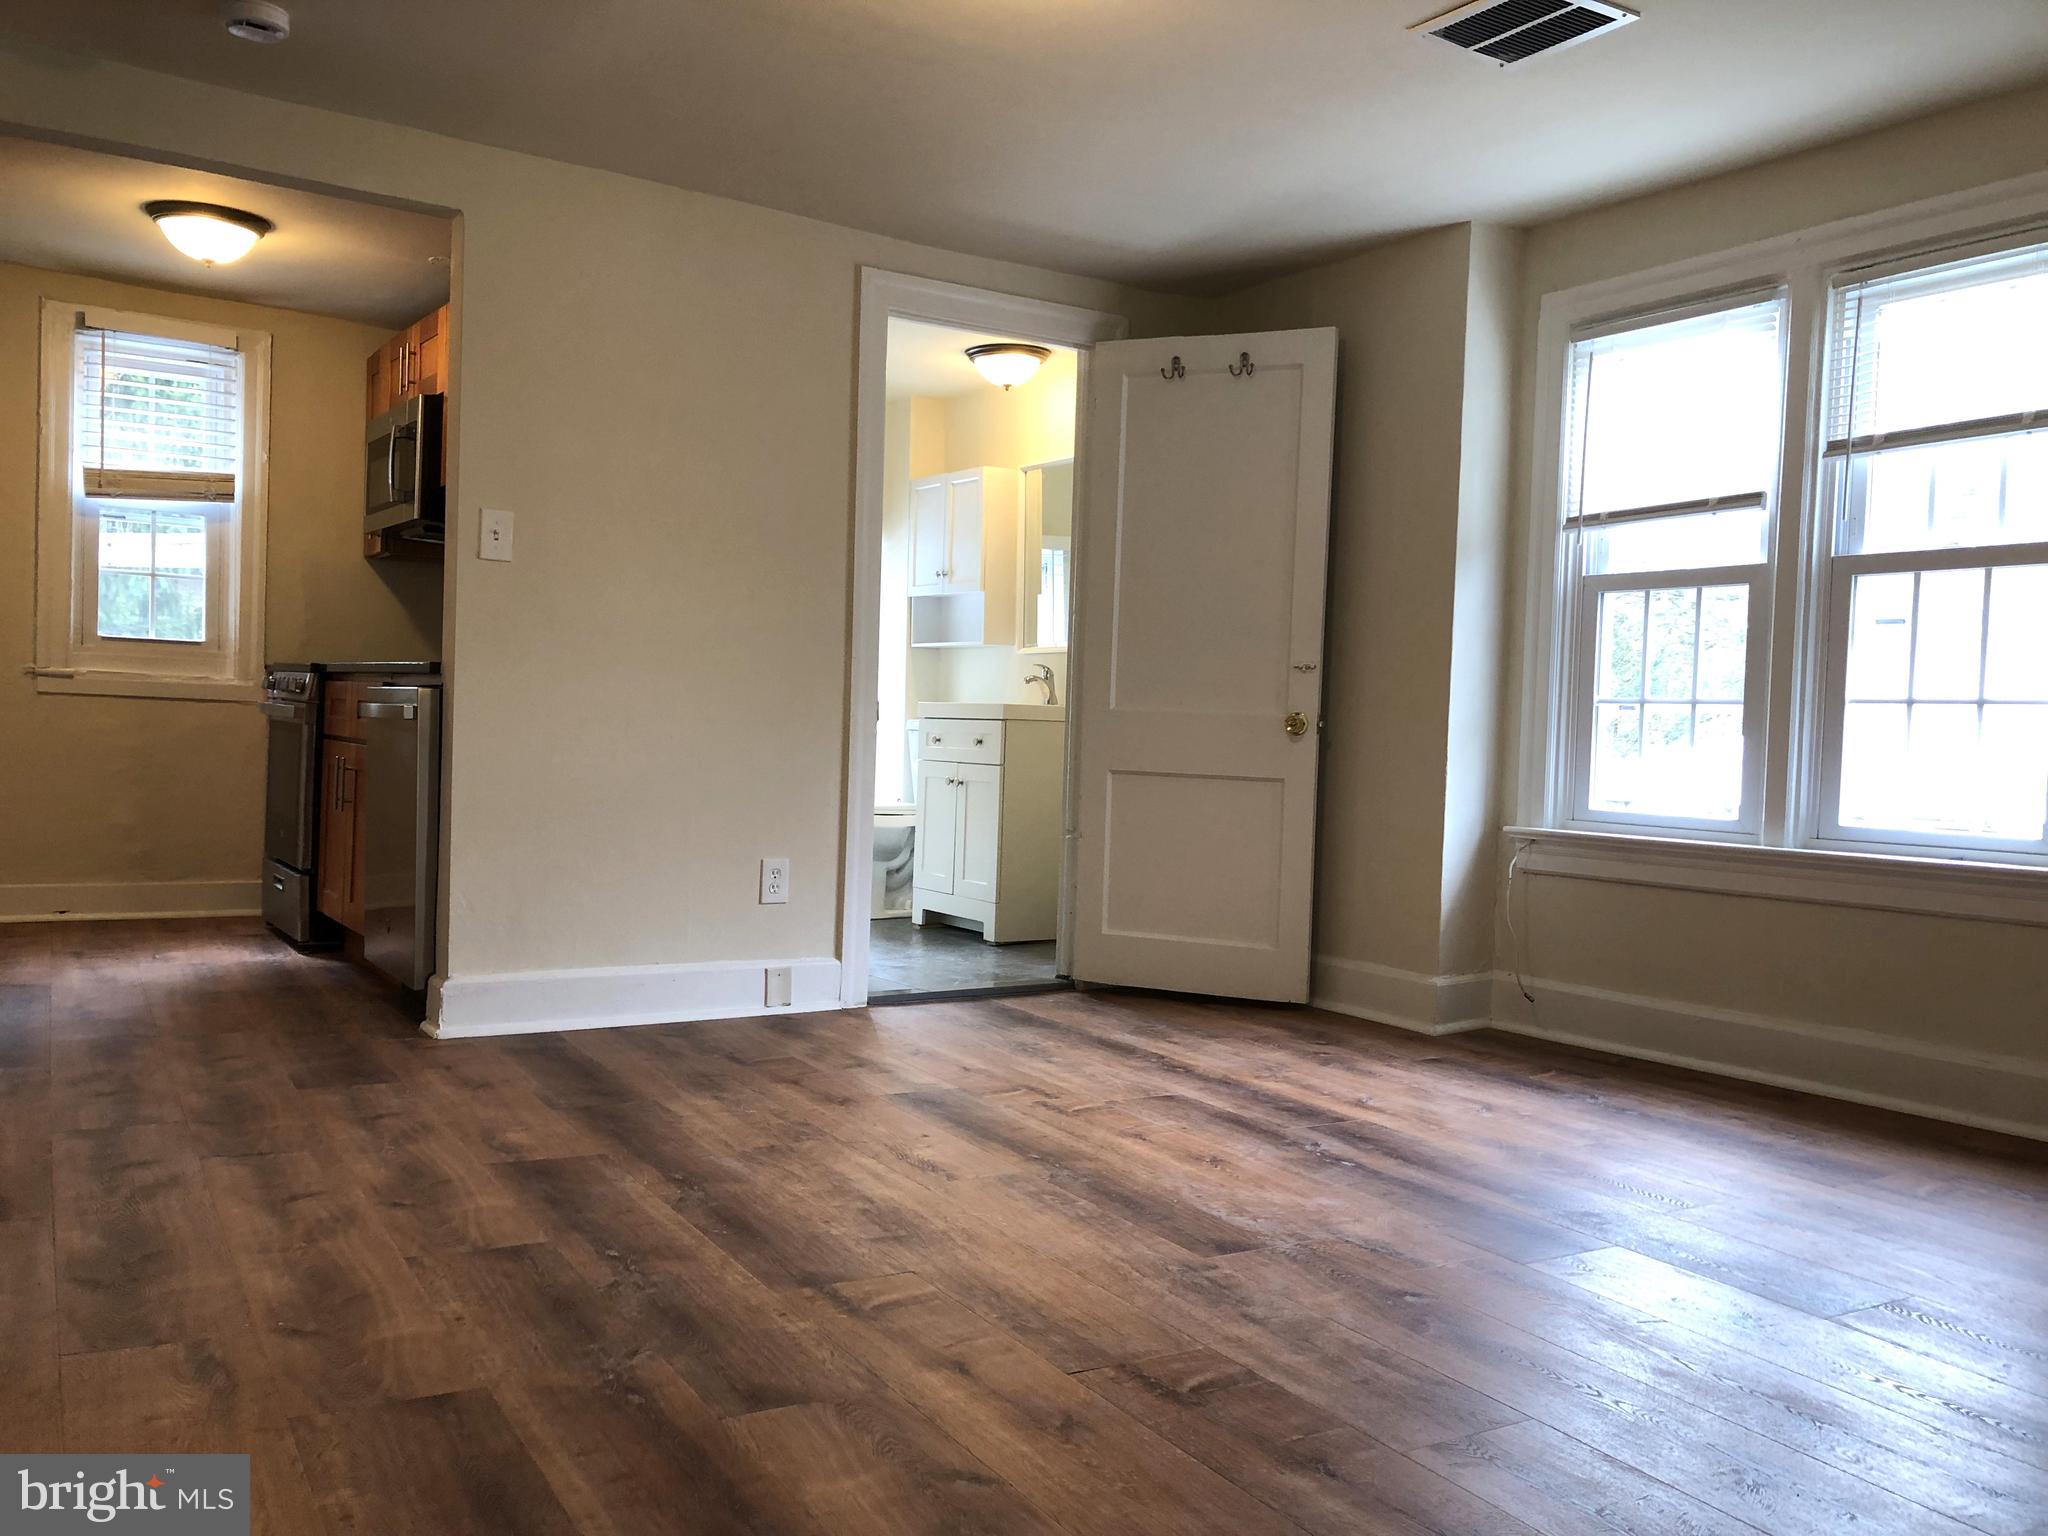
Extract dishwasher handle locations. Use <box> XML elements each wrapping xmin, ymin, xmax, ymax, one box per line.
<box><xmin>358</xmin><ymin>700</ymin><xmax>417</xmax><ymax>721</ymax></box>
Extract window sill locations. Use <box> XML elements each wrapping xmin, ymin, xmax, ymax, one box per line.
<box><xmin>30</xmin><ymin>668</ymin><xmax>257</xmax><ymax>704</ymax></box>
<box><xmin>1504</xmin><ymin>825</ymin><xmax>2048</xmax><ymax>928</ymax></box>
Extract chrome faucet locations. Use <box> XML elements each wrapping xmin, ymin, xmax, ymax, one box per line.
<box><xmin>1026</xmin><ymin>663</ymin><xmax>1058</xmax><ymax>706</ymax></box>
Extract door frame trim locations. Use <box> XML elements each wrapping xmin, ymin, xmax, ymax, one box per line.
<box><xmin>841</xmin><ymin>270</ymin><xmax>1127</xmax><ymax>1006</ymax></box>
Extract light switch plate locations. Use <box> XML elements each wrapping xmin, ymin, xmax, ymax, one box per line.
<box><xmin>764</xmin><ymin>965</ymin><xmax>793</xmax><ymax>1008</ymax></box>
<box><xmin>479</xmin><ymin>507</ymin><xmax>514</xmax><ymax>561</ymax></box>
<box><xmin>760</xmin><ymin>857</ymin><xmax>789</xmax><ymax>904</ymax></box>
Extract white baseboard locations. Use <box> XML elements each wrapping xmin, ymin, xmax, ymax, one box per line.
<box><xmin>1487</xmin><ymin>972</ymin><xmax>2048</xmax><ymax>1142</ymax></box>
<box><xmin>0</xmin><ymin>879</ymin><xmax>260</xmax><ymax>924</ymax></box>
<box><xmin>1311</xmin><ymin>955</ymin><xmax>1493</xmax><ymax>1036</ymax></box>
<box><xmin>426</xmin><ymin>955</ymin><xmax>842</xmax><ymax>1039</ymax></box>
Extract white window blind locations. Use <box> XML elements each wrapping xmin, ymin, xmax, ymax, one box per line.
<box><xmin>1564</xmin><ymin>296</ymin><xmax>1785</xmax><ymax>527</ymax></box>
<box><xmin>75</xmin><ymin>321</ymin><xmax>242</xmax><ymax>502</ymax></box>
<box><xmin>1825</xmin><ymin>238</ymin><xmax>2048</xmax><ymax>456</ymax></box>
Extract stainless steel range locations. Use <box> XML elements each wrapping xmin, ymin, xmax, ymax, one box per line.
<box><xmin>260</xmin><ymin>664</ymin><xmax>331</xmax><ymax>944</ymax></box>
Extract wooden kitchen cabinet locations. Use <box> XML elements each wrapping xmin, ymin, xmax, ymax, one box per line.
<box><xmin>407</xmin><ymin>306</ymin><xmax>446</xmax><ymax>397</ymax></box>
<box><xmin>365</xmin><ymin>342</ymin><xmax>392</xmax><ymax>419</ymax></box>
<box><xmin>316</xmin><ymin>738</ymin><xmax>367</xmax><ymax>933</ymax></box>
<box><xmin>364</xmin><ymin>303</ymin><xmax>450</xmax><ymax>422</ymax></box>
<box><xmin>363</xmin><ymin>302</ymin><xmax>452</xmax><ymax>562</ymax></box>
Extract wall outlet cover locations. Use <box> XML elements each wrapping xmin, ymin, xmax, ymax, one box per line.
<box><xmin>760</xmin><ymin>857</ymin><xmax>789</xmax><ymax>904</ymax></box>
<box><xmin>764</xmin><ymin>965</ymin><xmax>793</xmax><ymax>1008</ymax></box>
<box><xmin>479</xmin><ymin>507</ymin><xmax>514</xmax><ymax>561</ymax></box>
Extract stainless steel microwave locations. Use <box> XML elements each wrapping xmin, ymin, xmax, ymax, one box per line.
<box><xmin>366</xmin><ymin>393</ymin><xmax>445</xmax><ymax>542</ymax></box>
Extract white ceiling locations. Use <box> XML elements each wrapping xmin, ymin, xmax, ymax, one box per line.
<box><xmin>4</xmin><ymin>2</ymin><xmax>2046</xmax><ymax>291</ymax></box>
<box><xmin>0</xmin><ymin>135</ymin><xmax>450</xmax><ymax>327</ymax></box>
<box><xmin>888</xmin><ymin>318</ymin><xmax>1077</xmax><ymax>400</ymax></box>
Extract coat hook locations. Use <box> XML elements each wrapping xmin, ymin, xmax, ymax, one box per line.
<box><xmin>1229</xmin><ymin>351</ymin><xmax>1254</xmax><ymax>377</ymax></box>
<box><xmin>1160</xmin><ymin>355</ymin><xmax>1184</xmax><ymax>380</ymax></box>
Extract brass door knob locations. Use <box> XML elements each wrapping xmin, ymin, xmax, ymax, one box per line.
<box><xmin>1283</xmin><ymin>711</ymin><xmax>1309</xmax><ymax>736</ymax></box>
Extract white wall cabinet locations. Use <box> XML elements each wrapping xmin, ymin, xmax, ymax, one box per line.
<box><xmin>912</xmin><ymin>710</ymin><xmax>1065</xmax><ymax>943</ymax></box>
<box><xmin>908</xmin><ymin>467</ymin><xmax>1019</xmax><ymax>648</ymax></box>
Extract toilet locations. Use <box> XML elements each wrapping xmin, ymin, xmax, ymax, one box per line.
<box><xmin>872</xmin><ymin>718</ymin><xmax>921</xmax><ymax>918</ymax></box>
<box><xmin>872</xmin><ymin>809</ymin><xmax>917</xmax><ymax>917</ymax></box>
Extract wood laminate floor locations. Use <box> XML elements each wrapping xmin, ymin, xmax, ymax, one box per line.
<box><xmin>3</xmin><ymin>917</ymin><xmax>2046</xmax><ymax>1536</ymax></box>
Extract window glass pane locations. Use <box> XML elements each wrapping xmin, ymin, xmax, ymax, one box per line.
<box><xmin>155</xmin><ymin>512</ymin><xmax>206</xmax><ymax>576</ymax></box>
<box><xmin>97</xmin><ymin>508</ymin><xmax>155</xmax><ymax>573</ymax></box>
<box><xmin>1844</xmin><ymin>572</ymin><xmax>1913</xmax><ymax>700</ymax></box>
<box><xmin>1586</xmin><ymin>582</ymin><xmax>1748</xmax><ymax>822</ymax></box>
<box><xmin>1645</xmin><ymin>587</ymin><xmax>1698</xmax><ymax>700</ymax></box>
<box><xmin>1839</xmin><ymin>703</ymin><xmax>1909</xmax><ymax>830</ymax></box>
<box><xmin>1844</xmin><ymin>431</ymin><xmax>2048</xmax><ymax>555</ymax></box>
<box><xmin>1982</xmin><ymin>706</ymin><xmax>2048</xmax><ymax>840</ymax></box>
<box><xmin>1912</xmin><ymin>567</ymin><xmax>1985</xmax><ymax>701</ymax></box>
<box><xmin>96</xmin><ymin>569</ymin><xmax>151</xmax><ymax>639</ymax></box>
<box><xmin>1986</xmin><ymin>565</ymin><xmax>2048</xmax><ymax>702</ymax></box>
<box><xmin>92</xmin><ymin>506</ymin><xmax>207</xmax><ymax>643</ymax></box>
<box><xmin>1591</xmin><ymin>703</ymin><xmax>1641</xmax><ymax>810</ymax></box>
<box><xmin>1595</xmin><ymin>590</ymin><xmax>1644</xmax><ymax>698</ymax></box>
<box><xmin>1570</xmin><ymin>300</ymin><xmax>1784</xmax><ymax>517</ymax></box>
<box><xmin>1583</xmin><ymin>505</ymin><xmax>1769</xmax><ymax>575</ymax></box>
<box><xmin>154</xmin><ymin>576</ymin><xmax>205</xmax><ymax>642</ymax></box>
<box><xmin>1696</xmin><ymin>587</ymin><xmax>1748</xmax><ymax>702</ymax></box>
<box><xmin>1841</xmin><ymin>701</ymin><xmax>2048</xmax><ymax>842</ymax></box>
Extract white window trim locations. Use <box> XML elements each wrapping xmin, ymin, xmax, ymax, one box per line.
<box><xmin>1516</xmin><ymin>167</ymin><xmax>2048</xmax><ymax>907</ymax></box>
<box><xmin>32</xmin><ymin>300</ymin><xmax>270</xmax><ymax>703</ymax></box>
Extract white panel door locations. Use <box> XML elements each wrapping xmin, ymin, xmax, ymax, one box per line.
<box><xmin>954</xmin><ymin>761</ymin><xmax>1002</xmax><ymax>902</ymax></box>
<box><xmin>914</xmin><ymin>764</ymin><xmax>960</xmax><ymax>896</ymax></box>
<box><xmin>1069</xmin><ymin>330</ymin><xmax>1336</xmax><ymax>1002</ymax></box>
<box><xmin>909</xmin><ymin>477</ymin><xmax>951</xmax><ymax>593</ymax></box>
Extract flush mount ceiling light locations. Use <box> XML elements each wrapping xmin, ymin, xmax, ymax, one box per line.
<box><xmin>966</xmin><ymin>342</ymin><xmax>1051</xmax><ymax>391</ymax></box>
<box><xmin>222</xmin><ymin>0</ymin><xmax>291</xmax><ymax>43</ymax></box>
<box><xmin>144</xmin><ymin>201</ymin><xmax>274</xmax><ymax>265</ymax></box>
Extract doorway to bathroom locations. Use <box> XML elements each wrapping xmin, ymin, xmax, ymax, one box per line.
<box><xmin>842</xmin><ymin>272</ymin><xmax>1124</xmax><ymax>1005</ymax></box>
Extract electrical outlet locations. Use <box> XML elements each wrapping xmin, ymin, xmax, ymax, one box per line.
<box><xmin>759</xmin><ymin>857</ymin><xmax>789</xmax><ymax>904</ymax></box>
<box><xmin>764</xmin><ymin>965</ymin><xmax>793</xmax><ymax>1008</ymax></box>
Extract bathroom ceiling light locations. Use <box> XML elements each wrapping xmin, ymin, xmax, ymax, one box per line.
<box><xmin>144</xmin><ymin>201</ymin><xmax>274</xmax><ymax>265</ymax></box>
<box><xmin>966</xmin><ymin>342</ymin><xmax>1051</xmax><ymax>391</ymax></box>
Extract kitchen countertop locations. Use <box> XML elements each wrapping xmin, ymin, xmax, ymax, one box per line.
<box><xmin>273</xmin><ymin>660</ymin><xmax>442</xmax><ymax>676</ymax></box>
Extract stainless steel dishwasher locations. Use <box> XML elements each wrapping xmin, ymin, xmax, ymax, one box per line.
<box><xmin>355</xmin><ymin>681</ymin><xmax>443</xmax><ymax>990</ymax></box>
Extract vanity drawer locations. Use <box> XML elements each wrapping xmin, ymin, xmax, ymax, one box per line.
<box><xmin>921</xmin><ymin>720</ymin><xmax>1004</xmax><ymax>765</ymax></box>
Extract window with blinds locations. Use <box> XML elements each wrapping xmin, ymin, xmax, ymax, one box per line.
<box><xmin>1557</xmin><ymin>296</ymin><xmax>1786</xmax><ymax>832</ymax></box>
<box><xmin>75</xmin><ymin>321</ymin><xmax>242</xmax><ymax>503</ymax></box>
<box><xmin>1819</xmin><ymin>238</ymin><xmax>2048</xmax><ymax>852</ymax></box>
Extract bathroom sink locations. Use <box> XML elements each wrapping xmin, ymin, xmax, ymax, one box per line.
<box><xmin>919</xmin><ymin>700</ymin><xmax>1065</xmax><ymax>722</ymax></box>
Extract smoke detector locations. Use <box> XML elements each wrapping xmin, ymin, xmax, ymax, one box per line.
<box><xmin>223</xmin><ymin>1</ymin><xmax>291</xmax><ymax>43</ymax></box>
<box><xmin>1411</xmin><ymin>0</ymin><xmax>1637</xmax><ymax>66</ymax></box>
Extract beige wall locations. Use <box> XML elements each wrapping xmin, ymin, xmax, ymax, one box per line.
<box><xmin>1496</xmin><ymin>79</ymin><xmax>2048</xmax><ymax>1119</ymax></box>
<box><xmin>0</xmin><ymin>260</ymin><xmax>438</xmax><ymax>910</ymax></box>
<box><xmin>0</xmin><ymin>44</ymin><xmax>1188</xmax><ymax>985</ymax></box>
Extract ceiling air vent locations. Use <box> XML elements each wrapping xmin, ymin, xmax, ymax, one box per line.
<box><xmin>1412</xmin><ymin>0</ymin><xmax>1638</xmax><ymax>66</ymax></box>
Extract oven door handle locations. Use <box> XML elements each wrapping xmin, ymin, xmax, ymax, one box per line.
<box><xmin>260</xmin><ymin>700</ymin><xmax>307</xmax><ymax>722</ymax></box>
